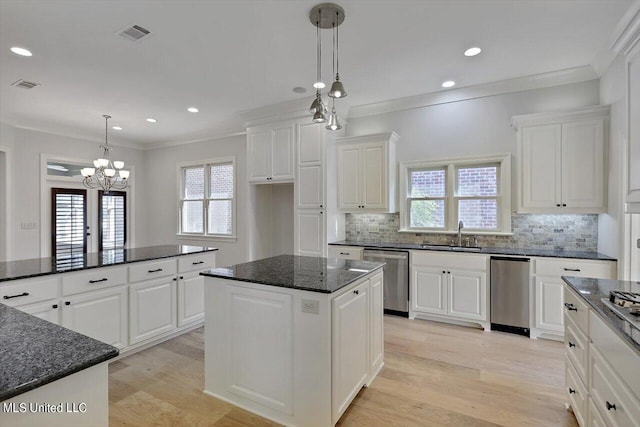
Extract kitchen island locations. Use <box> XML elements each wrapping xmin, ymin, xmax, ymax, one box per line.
<box><xmin>201</xmin><ymin>255</ymin><xmax>385</xmax><ymax>427</ymax></box>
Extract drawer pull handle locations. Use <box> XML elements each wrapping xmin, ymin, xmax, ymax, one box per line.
<box><xmin>340</xmin><ymin>252</ymin><xmax>350</xmax><ymax>255</ymax></box>
<box><xmin>606</xmin><ymin>401</ymin><xmax>616</xmax><ymax>411</ymax></box>
<box><xmin>3</xmin><ymin>292</ymin><xmax>29</xmax><ymax>300</ymax></box>
<box><xmin>568</xmin><ymin>341</ymin><xmax>576</xmax><ymax>348</ymax></box>
<box><xmin>65</xmin><ymin>301</ymin><xmax>71</xmax><ymax>306</ymax></box>
<box><xmin>564</xmin><ymin>303</ymin><xmax>577</xmax><ymax>312</ymax></box>
<box><xmin>52</xmin><ymin>304</ymin><xmax>58</xmax><ymax>309</ymax></box>
<box><xmin>563</xmin><ymin>268</ymin><xmax>581</xmax><ymax>272</ymax></box>
<box><xmin>354</xmin><ymin>290</ymin><xmax>359</xmax><ymax>295</ymax></box>
<box><xmin>89</xmin><ymin>278</ymin><xmax>108</xmax><ymax>284</ymax></box>
<box><xmin>148</xmin><ymin>268</ymin><xmax>163</xmax><ymax>273</ymax></box>
<box><xmin>568</xmin><ymin>388</ymin><xmax>575</xmax><ymax>394</ymax></box>
<box><xmin>192</xmin><ymin>261</ymin><xmax>204</xmax><ymax>265</ymax></box>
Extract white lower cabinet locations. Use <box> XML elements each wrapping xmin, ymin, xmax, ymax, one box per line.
<box><xmin>588</xmin><ymin>397</ymin><xmax>607</xmax><ymax>427</ymax></box>
<box><xmin>410</xmin><ymin>252</ymin><xmax>488</xmax><ymax>329</ymax></box>
<box><xmin>178</xmin><ymin>271</ymin><xmax>205</xmax><ymax>326</ymax></box>
<box><xmin>296</xmin><ymin>209</ymin><xmax>325</xmax><ymax>257</ymax></box>
<box><xmin>332</xmin><ymin>280</ymin><xmax>370</xmax><ymax>422</ymax></box>
<box><xmin>20</xmin><ymin>300</ymin><xmax>61</xmax><ymax>324</ymax></box>
<box><xmin>62</xmin><ymin>286</ymin><xmax>128</xmax><ymax>349</ymax></box>
<box><xmin>535</xmin><ymin>277</ymin><xmax>565</xmax><ymax>334</ymax></box>
<box><xmin>129</xmin><ymin>278</ymin><xmax>177</xmax><ymax>345</ymax></box>
<box><xmin>368</xmin><ymin>272</ymin><xmax>384</xmax><ymax>381</ymax></box>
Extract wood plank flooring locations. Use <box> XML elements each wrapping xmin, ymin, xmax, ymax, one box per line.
<box><xmin>109</xmin><ymin>316</ymin><xmax>578</xmax><ymax>426</ymax></box>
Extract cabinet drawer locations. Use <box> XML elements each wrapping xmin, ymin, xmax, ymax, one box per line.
<box><xmin>565</xmin><ymin>318</ymin><xmax>589</xmax><ymax>381</ymax></box>
<box><xmin>62</xmin><ymin>266</ymin><xmax>127</xmax><ymax>296</ymax></box>
<box><xmin>178</xmin><ymin>253</ymin><xmax>216</xmax><ymax>273</ymax></box>
<box><xmin>411</xmin><ymin>251</ymin><xmax>487</xmax><ymax>271</ymax></box>
<box><xmin>129</xmin><ymin>259</ymin><xmax>177</xmax><ymax>283</ymax></box>
<box><xmin>590</xmin><ymin>344</ymin><xmax>640</xmax><ymax>427</ymax></box>
<box><xmin>328</xmin><ymin>246</ymin><xmax>364</xmax><ymax>260</ymax></box>
<box><xmin>1</xmin><ymin>277</ymin><xmax>59</xmax><ymax>307</ymax></box>
<box><xmin>566</xmin><ymin>356</ymin><xmax>588</xmax><ymax>427</ymax></box>
<box><xmin>563</xmin><ymin>285</ymin><xmax>589</xmax><ymax>336</ymax></box>
<box><xmin>590</xmin><ymin>311</ymin><xmax>640</xmax><ymax>399</ymax></box>
<box><xmin>535</xmin><ymin>258</ymin><xmax>615</xmax><ymax>279</ymax></box>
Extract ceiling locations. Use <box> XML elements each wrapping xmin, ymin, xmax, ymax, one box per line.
<box><xmin>0</xmin><ymin>0</ymin><xmax>633</xmax><ymax>146</ymax></box>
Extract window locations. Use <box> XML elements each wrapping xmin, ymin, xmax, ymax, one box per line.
<box><xmin>400</xmin><ymin>154</ymin><xmax>511</xmax><ymax>234</ymax></box>
<box><xmin>51</xmin><ymin>188</ymin><xmax>87</xmax><ymax>266</ymax></box>
<box><xmin>99</xmin><ymin>190</ymin><xmax>126</xmax><ymax>251</ymax></box>
<box><xmin>178</xmin><ymin>157</ymin><xmax>235</xmax><ymax>238</ymax></box>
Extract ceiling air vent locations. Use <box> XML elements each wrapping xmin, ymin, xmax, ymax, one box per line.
<box><xmin>11</xmin><ymin>79</ymin><xmax>40</xmax><ymax>89</ymax></box>
<box><xmin>117</xmin><ymin>24</ymin><xmax>151</xmax><ymax>42</ymax></box>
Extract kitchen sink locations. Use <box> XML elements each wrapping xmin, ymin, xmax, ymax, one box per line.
<box><xmin>419</xmin><ymin>244</ymin><xmax>482</xmax><ymax>252</ymax></box>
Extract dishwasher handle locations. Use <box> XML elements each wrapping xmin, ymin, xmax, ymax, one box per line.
<box><xmin>490</xmin><ymin>256</ymin><xmax>530</xmax><ymax>262</ymax></box>
<box><xmin>363</xmin><ymin>252</ymin><xmax>408</xmax><ymax>260</ymax></box>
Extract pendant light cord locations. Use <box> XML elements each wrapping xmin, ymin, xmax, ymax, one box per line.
<box><xmin>317</xmin><ymin>9</ymin><xmax>321</xmax><ymax>85</ymax></box>
<box><xmin>336</xmin><ymin>10</ymin><xmax>339</xmax><ymax>76</ymax></box>
<box><xmin>332</xmin><ymin>21</ymin><xmax>336</xmax><ymax>77</ymax></box>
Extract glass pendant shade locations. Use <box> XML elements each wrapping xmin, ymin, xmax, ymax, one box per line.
<box><xmin>104</xmin><ymin>168</ymin><xmax>116</xmax><ymax>177</ymax></box>
<box><xmin>328</xmin><ymin>77</ymin><xmax>346</xmax><ymax>98</ymax></box>
<box><xmin>113</xmin><ymin>161</ymin><xmax>124</xmax><ymax>169</ymax></box>
<box><xmin>98</xmin><ymin>158</ymin><xmax>109</xmax><ymax>167</ymax></box>
<box><xmin>93</xmin><ymin>160</ymin><xmax>101</xmax><ymax>168</ymax></box>
<box><xmin>119</xmin><ymin>170</ymin><xmax>130</xmax><ymax>180</ymax></box>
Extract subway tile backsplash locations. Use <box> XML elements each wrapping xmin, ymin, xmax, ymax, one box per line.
<box><xmin>344</xmin><ymin>213</ymin><xmax>598</xmax><ymax>252</ymax></box>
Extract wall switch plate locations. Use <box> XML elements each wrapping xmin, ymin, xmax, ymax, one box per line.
<box><xmin>301</xmin><ymin>299</ymin><xmax>319</xmax><ymax>314</ymax></box>
<box><xmin>21</xmin><ymin>222</ymin><xmax>37</xmax><ymax>230</ymax></box>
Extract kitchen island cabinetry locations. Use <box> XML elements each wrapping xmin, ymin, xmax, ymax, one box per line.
<box><xmin>202</xmin><ymin>255</ymin><xmax>384</xmax><ymax>427</ymax></box>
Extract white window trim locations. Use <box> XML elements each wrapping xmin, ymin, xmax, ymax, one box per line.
<box><xmin>176</xmin><ymin>156</ymin><xmax>236</xmax><ymax>241</ymax></box>
<box><xmin>399</xmin><ymin>153</ymin><xmax>512</xmax><ymax>235</ymax></box>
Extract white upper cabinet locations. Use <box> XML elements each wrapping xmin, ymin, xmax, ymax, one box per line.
<box><xmin>336</xmin><ymin>132</ymin><xmax>398</xmax><ymax>213</ymax></box>
<box><xmin>296</xmin><ymin>122</ymin><xmax>325</xmax><ymax>209</ymax></box>
<box><xmin>513</xmin><ymin>106</ymin><xmax>609</xmax><ymax>214</ymax></box>
<box><xmin>247</xmin><ymin>122</ymin><xmax>295</xmax><ymax>183</ymax></box>
<box><xmin>626</xmin><ymin>42</ymin><xmax>640</xmax><ymax>211</ymax></box>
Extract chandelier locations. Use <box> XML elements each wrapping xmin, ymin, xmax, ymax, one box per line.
<box><xmin>308</xmin><ymin>3</ymin><xmax>346</xmax><ymax>131</ymax></box>
<box><xmin>80</xmin><ymin>115</ymin><xmax>129</xmax><ymax>192</ymax></box>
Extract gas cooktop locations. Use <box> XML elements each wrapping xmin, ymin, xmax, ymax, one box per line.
<box><xmin>602</xmin><ymin>290</ymin><xmax>640</xmax><ymax>346</ymax></box>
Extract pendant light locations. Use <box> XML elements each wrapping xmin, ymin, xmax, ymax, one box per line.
<box><xmin>328</xmin><ymin>8</ymin><xmax>346</xmax><ymax>99</ymax></box>
<box><xmin>309</xmin><ymin>8</ymin><xmax>327</xmax><ymax>122</ymax></box>
<box><xmin>325</xmin><ymin>22</ymin><xmax>342</xmax><ymax>131</ymax></box>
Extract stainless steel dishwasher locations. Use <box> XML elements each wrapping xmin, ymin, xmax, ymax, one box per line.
<box><xmin>363</xmin><ymin>249</ymin><xmax>409</xmax><ymax>317</ymax></box>
<box><xmin>490</xmin><ymin>256</ymin><xmax>531</xmax><ymax>336</ymax></box>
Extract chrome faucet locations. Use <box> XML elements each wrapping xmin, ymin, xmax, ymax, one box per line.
<box><xmin>458</xmin><ymin>221</ymin><xmax>464</xmax><ymax>246</ymax></box>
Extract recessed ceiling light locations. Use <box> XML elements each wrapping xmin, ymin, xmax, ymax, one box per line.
<box><xmin>442</xmin><ymin>80</ymin><xmax>456</xmax><ymax>88</ymax></box>
<box><xmin>187</xmin><ymin>107</ymin><xmax>199</xmax><ymax>113</ymax></box>
<box><xmin>293</xmin><ymin>86</ymin><xmax>307</xmax><ymax>94</ymax></box>
<box><xmin>146</xmin><ymin>118</ymin><xmax>157</xmax><ymax>123</ymax></box>
<box><xmin>112</xmin><ymin>126</ymin><xmax>123</xmax><ymax>131</ymax></box>
<box><xmin>10</xmin><ymin>47</ymin><xmax>32</xmax><ymax>57</ymax></box>
<box><xmin>464</xmin><ymin>47</ymin><xmax>482</xmax><ymax>57</ymax></box>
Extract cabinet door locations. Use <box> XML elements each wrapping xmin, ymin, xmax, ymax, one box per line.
<box><xmin>337</xmin><ymin>146</ymin><xmax>361</xmax><ymax>210</ymax></box>
<box><xmin>296</xmin><ymin>209</ymin><xmax>325</xmax><ymax>257</ymax></box>
<box><xmin>369</xmin><ymin>273</ymin><xmax>384</xmax><ymax>378</ymax></box>
<box><xmin>332</xmin><ymin>281</ymin><xmax>369</xmax><ymax>423</ymax></box>
<box><xmin>62</xmin><ymin>286</ymin><xmax>127</xmax><ymax>349</ymax></box>
<box><xmin>298</xmin><ymin>122</ymin><xmax>323</xmax><ymax>165</ymax></box>
<box><xmin>271</xmin><ymin>125</ymin><xmax>295</xmax><ymax>180</ymax></box>
<box><xmin>248</xmin><ymin>130</ymin><xmax>270</xmax><ymax>182</ymax></box>
<box><xmin>561</xmin><ymin>120</ymin><xmax>605</xmax><ymax>210</ymax></box>
<box><xmin>521</xmin><ymin>124</ymin><xmax>562</xmax><ymax>210</ymax></box>
<box><xmin>535</xmin><ymin>276</ymin><xmax>564</xmax><ymax>333</ymax></box>
<box><xmin>20</xmin><ymin>300</ymin><xmax>60</xmax><ymax>325</ymax></box>
<box><xmin>361</xmin><ymin>143</ymin><xmax>386</xmax><ymax>209</ymax></box>
<box><xmin>628</xmin><ymin>45</ymin><xmax>640</xmax><ymax>205</ymax></box>
<box><xmin>448</xmin><ymin>270</ymin><xmax>486</xmax><ymax>321</ymax></box>
<box><xmin>297</xmin><ymin>165</ymin><xmax>323</xmax><ymax>209</ymax></box>
<box><xmin>178</xmin><ymin>271</ymin><xmax>204</xmax><ymax>326</ymax></box>
<box><xmin>411</xmin><ymin>266</ymin><xmax>446</xmax><ymax>315</ymax></box>
<box><xmin>129</xmin><ymin>278</ymin><xmax>177</xmax><ymax>345</ymax></box>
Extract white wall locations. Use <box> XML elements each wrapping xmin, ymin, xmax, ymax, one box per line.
<box><xmin>1</xmin><ymin>124</ymin><xmax>146</xmax><ymax>261</ymax></box>
<box><xmin>599</xmin><ymin>55</ymin><xmax>627</xmax><ymax>260</ymax></box>
<box><xmin>0</xmin><ymin>150</ymin><xmax>6</xmax><ymax>262</ymax></box>
<box><xmin>141</xmin><ymin>134</ymin><xmax>248</xmax><ymax>268</ymax></box>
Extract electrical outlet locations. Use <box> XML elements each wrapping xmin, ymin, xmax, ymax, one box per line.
<box><xmin>368</xmin><ymin>224</ymin><xmax>379</xmax><ymax>232</ymax></box>
<box><xmin>637</xmin><ymin>238</ymin><xmax>640</xmax><ymax>249</ymax></box>
<box><xmin>301</xmin><ymin>299</ymin><xmax>319</xmax><ymax>314</ymax></box>
<box><xmin>21</xmin><ymin>222</ymin><xmax>37</xmax><ymax>230</ymax></box>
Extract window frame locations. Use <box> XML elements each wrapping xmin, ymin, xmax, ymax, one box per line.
<box><xmin>399</xmin><ymin>154</ymin><xmax>512</xmax><ymax>235</ymax></box>
<box><xmin>98</xmin><ymin>190</ymin><xmax>127</xmax><ymax>251</ymax></box>
<box><xmin>177</xmin><ymin>156</ymin><xmax>236</xmax><ymax>241</ymax></box>
<box><xmin>51</xmin><ymin>187</ymin><xmax>87</xmax><ymax>261</ymax></box>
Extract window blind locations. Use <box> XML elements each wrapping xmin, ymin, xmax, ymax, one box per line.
<box><xmin>99</xmin><ymin>191</ymin><xmax>126</xmax><ymax>251</ymax></box>
<box><xmin>52</xmin><ymin>188</ymin><xmax>87</xmax><ymax>266</ymax></box>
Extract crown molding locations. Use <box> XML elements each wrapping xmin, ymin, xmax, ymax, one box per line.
<box><xmin>347</xmin><ymin>66</ymin><xmax>598</xmax><ymax>119</ymax></box>
<box><xmin>142</xmin><ymin>129</ymin><xmax>247</xmax><ymax>150</ymax></box>
<box><xmin>336</xmin><ymin>132</ymin><xmax>399</xmax><ymax>145</ymax></box>
<box><xmin>610</xmin><ymin>0</ymin><xmax>640</xmax><ymax>56</ymax></box>
<box><xmin>510</xmin><ymin>105</ymin><xmax>610</xmax><ymax>130</ymax></box>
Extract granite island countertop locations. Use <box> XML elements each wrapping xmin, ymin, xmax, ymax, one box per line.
<box><xmin>0</xmin><ymin>303</ymin><xmax>119</xmax><ymax>401</ymax></box>
<box><xmin>562</xmin><ymin>276</ymin><xmax>640</xmax><ymax>355</ymax></box>
<box><xmin>201</xmin><ymin>254</ymin><xmax>384</xmax><ymax>294</ymax></box>
<box><xmin>0</xmin><ymin>245</ymin><xmax>218</xmax><ymax>283</ymax></box>
<box><xmin>329</xmin><ymin>240</ymin><xmax>616</xmax><ymax>261</ymax></box>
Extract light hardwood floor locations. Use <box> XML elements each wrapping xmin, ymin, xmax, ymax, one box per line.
<box><xmin>109</xmin><ymin>316</ymin><xmax>578</xmax><ymax>426</ymax></box>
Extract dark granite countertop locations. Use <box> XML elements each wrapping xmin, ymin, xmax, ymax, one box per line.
<box><xmin>0</xmin><ymin>245</ymin><xmax>218</xmax><ymax>283</ymax></box>
<box><xmin>329</xmin><ymin>240</ymin><xmax>615</xmax><ymax>261</ymax></box>
<box><xmin>562</xmin><ymin>276</ymin><xmax>640</xmax><ymax>355</ymax></box>
<box><xmin>0</xmin><ymin>303</ymin><xmax>119</xmax><ymax>401</ymax></box>
<box><xmin>201</xmin><ymin>254</ymin><xmax>384</xmax><ymax>294</ymax></box>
